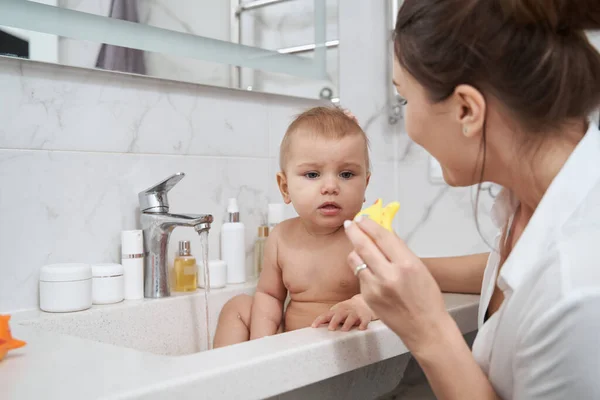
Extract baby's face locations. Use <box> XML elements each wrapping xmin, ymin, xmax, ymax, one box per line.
<box><xmin>280</xmin><ymin>134</ymin><xmax>369</xmax><ymax>230</ymax></box>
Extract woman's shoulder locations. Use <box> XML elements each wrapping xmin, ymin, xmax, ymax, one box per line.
<box><xmin>555</xmin><ymin>224</ymin><xmax>600</xmax><ymax>294</ymax></box>
<box><xmin>548</xmin><ymin>179</ymin><xmax>600</xmax><ymax>302</ymax></box>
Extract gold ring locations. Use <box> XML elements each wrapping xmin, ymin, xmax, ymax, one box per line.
<box><xmin>354</xmin><ymin>263</ymin><xmax>368</xmax><ymax>276</ymax></box>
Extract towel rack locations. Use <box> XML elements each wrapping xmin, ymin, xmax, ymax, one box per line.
<box><xmin>230</xmin><ymin>0</ymin><xmax>339</xmax><ymax>100</ymax></box>
<box><xmin>235</xmin><ymin>0</ymin><xmax>291</xmax><ymax>15</ymax></box>
<box><xmin>277</xmin><ymin>39</ymin><xmax>339</xmax><ymax>55</ymax></box>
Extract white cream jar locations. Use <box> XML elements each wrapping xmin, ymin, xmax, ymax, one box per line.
<box><xmin>39</xmin><ymin>263</ymin><xmax>92</xmax><ymax>313</ymax></box>
<box><xmin>91</xmin><ymin>263</ymin><xmax>124</xmax><ymax>305</ymax></box>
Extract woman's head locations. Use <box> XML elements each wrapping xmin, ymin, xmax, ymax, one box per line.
<box><xmin>393</xmin><ymin>0</ymin><xmax>600</xmax><ymax>187</ymax></box>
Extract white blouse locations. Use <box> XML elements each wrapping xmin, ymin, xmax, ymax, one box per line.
<box><xmin>472</xmin><ymin>122</ymin><xmax>600</xmax><ymax>399</ymax></box>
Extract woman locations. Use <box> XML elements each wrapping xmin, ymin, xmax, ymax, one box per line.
<box><xmin>344</xmin><ymin>0</ymin><xmax>600</xmax><ymax>398</ymax></box>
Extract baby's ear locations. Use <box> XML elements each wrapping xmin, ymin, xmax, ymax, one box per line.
<box><xmin>276</xmin><ymin>172</ymin><xmax>292</xmax><ymax>204</ymax></box>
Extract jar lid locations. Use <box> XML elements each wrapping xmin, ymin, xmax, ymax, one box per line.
<box><xmin>91</xmin><ymin>263</ymin><xmax>124</xmax><ymax>278</ymax></box>
<box><xmin>208</xmin><ymin>260</ymin><xmax>226</xmax><ymax>269</ymax></box>
<box><xmin>40</xmin><ymin>264</ymin><xmax>92</xmax><ymax>282</ymax></box>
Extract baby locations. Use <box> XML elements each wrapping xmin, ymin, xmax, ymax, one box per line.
<box><xmin>213</xmin><ymin>107</ymin><xmax>376</xmax><ymax>348</ymax></box>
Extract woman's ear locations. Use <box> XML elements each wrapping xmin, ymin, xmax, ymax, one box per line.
<box><xmin>276</xmin><ymin>172</ymin><xmax>292</xmax><ymax>204</ymax></box>
<box><xmin>453</xmin><ymin>84</ymin><xmax>486</xmax><ymax>139</ymax></box>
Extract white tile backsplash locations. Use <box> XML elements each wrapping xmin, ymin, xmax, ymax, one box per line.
<box><xmin>0</xmin><ymin>148</ymin><xmax>271</xmax><ymax>312</ymax></box>
<box><xmin>0</xmin><ymin>1</ymin><xmax>494</xmax><ymax>313</ymax></box>
<box><xmin>0</xmin><ymin>59</ymin><xmax>277</xmax><ymax>157</ymax></box>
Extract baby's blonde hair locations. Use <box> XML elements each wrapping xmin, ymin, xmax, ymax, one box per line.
<box><xmin>279</xmin><ymin>106</ymin><xmax>370</xmax><ymax>171</ymax></box>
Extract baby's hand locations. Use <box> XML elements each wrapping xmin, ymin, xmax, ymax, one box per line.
<box><xmin>311</xmin><ymin>295</ymin><xmax>376</xmax><ymax>331</ymax></box>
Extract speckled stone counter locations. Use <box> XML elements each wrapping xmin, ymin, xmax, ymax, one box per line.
<box><xmin>1</xmin><ymin>288</ymin><xmax>479</xmax><ymax>400</ymax></box>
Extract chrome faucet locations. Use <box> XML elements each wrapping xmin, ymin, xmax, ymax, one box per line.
<box><xmin>138</xmin><ymin>173</ymin><xmax>213</xmax><ymax>298</ymax></box>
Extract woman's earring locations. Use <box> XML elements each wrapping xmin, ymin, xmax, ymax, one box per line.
<box><xmin>463</xmin><ymin>126</ymin><xmax>468</xmax><ymax>134</ymax></box>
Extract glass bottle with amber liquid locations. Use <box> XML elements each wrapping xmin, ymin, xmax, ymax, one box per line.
<box><xmin>174</xmin><ymin>240</ymin><xmax>197</xmax><ymax>292</ymax></box>
<box><xmin>253</xmin><ymin>226</ymin><xmax>269</xmax><ymax>279</ymax></box>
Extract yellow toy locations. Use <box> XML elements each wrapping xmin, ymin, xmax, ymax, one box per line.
<box><xmin>355</xmin><ymin>199</ymin><xmax>400</xmax><ymax>232</ymax></box>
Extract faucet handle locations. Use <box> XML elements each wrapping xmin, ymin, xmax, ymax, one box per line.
<box><xmin>138</xmin><ymin>172</ymin><xmax>185</xmax><ymax>213</ymax></box>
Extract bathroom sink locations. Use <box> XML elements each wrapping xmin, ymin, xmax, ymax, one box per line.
<box><xmin>16</xmin><ymin>283</ymin><xmax>256</xmax><ymax>356</ymax></box>
<box><xmin>7</xmin><ymin>290</ymin><xmax>479</xmax><ymax>400</ymax></box>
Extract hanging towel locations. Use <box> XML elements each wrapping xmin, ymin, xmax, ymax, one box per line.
<box><xmin>95</xmin><ymin>0</ymin><xmax>146</xmax><ymax>74</ymax></box>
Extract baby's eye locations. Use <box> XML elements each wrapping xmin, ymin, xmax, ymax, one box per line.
<box><xmin>340</xmin><ymin>171</ymin><xmax>355</xmax><ymax>179</ymax></box>
<box><xmin>305</xmin><ymin>172</ymin><xmax>320</xmax><ymax>179</ymax></box>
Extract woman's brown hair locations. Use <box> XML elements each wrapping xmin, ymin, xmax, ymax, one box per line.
<box><xmin>394</xmin><ymin>0</ymin><xmax>600</xmax><ymax>253</ymax></box>
<box><xmin>394</xmin><ymin>0</ymin><xmax>600</xmax><ymax>134</ymax></box>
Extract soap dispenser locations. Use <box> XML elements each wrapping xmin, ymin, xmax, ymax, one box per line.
<box><xmin>174</xmin><ymin>240</ymin><xmax>197</xmax><ymax>292</ymax></box>
<box><xmin>221</xmin><ymin>198</ymin><xmax>246</xmax><ymax>284</ymax></box>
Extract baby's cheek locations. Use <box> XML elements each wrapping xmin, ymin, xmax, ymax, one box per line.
<box><xmin>347</xmin><ymin>184</ymin><xmax>366</xmax><ymax>206</ymax></box>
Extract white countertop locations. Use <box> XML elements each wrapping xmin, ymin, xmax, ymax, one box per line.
<box><xmin>1</xmin><ymin>293</ymin><xmax>479</xmax><ymax>400</ymax></box>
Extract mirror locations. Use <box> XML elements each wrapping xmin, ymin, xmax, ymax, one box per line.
<box><xmin>0</xmin><ymin>0</ymin><xmax>339</xmax><ymax>101</ymax></box>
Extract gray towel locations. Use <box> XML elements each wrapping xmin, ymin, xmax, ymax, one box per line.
<box><xmin>95</xmin><ymin>0</ymin><xmax>146</xmax><ymax>75</ymax></box>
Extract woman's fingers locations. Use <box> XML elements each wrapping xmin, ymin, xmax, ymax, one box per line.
<box><xmin>347</xmin><ymin>251</ymin><xmax>377</xmax><ymax>284</ymax></box>
<box><xmin>344</xmin><ymin>220</ymin><xmax>390</xmax><ymax>278</ymax></box>
<box><xmin>311</xmin><ymin>311</ymin><xmax>333</xmax><ymax>328</ymax></box>
<box><xmin>355</xmin><ymin>217</ymin><xmax>413</xmax><ymax>266</ymax></box>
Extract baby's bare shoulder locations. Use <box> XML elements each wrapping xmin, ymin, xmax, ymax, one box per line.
<box><xmin>270</xmin><ymin>217</ymin><xmax>301</xmax><ymax>242</ymax></box>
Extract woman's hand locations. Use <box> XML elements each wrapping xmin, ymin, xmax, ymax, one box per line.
<box><xmin>343</xmin><ymin>216</ymin><xmax>451</xmax><ymax>353</ymax></box>
<box><xmin>311</xmin><ymin>294</ymin><xmax>376</xmax><ymax>331</ymax></box>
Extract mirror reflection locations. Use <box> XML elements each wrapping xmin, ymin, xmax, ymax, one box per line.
<box><xmin>0</xmin><ymin>0</ymin><xmax>339</xmax><ymax>100</ymax></box>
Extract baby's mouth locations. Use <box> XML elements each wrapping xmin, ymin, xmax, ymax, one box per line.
<box><xmin>319</xmin><ymin>202</ymin><xmax>342</xmax><ymax>214</ymax></box>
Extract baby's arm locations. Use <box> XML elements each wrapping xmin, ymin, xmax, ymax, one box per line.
<box><xmin>249</xmin><ymin>226</ymin><xmax>287</xmax><ymax>340</ymax></box>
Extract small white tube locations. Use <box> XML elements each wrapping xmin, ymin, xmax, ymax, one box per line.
<box><xmin>121</xmin><ymin>230</ymin><xmax>144</xmax><ymax>300</ymax></box>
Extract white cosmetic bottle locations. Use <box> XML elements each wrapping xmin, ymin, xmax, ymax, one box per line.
<box><xmin>221</xmin><ymin>198</ymin><xmax>246</xmax><ymax>284</ymax></box>
<box><xmin>121</xmin><ymin>230</ymin><xmax>144</xmax><ymax>300</ymax></box>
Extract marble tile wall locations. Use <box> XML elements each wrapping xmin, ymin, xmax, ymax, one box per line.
<box><xmin>0</xmin><ymin>58</ymin><xmax>318</xmax><ymax>312</ymax></box>
<box><xmin>0</xmin><ymin>1</ymin><xmax>498</xmax><ymax>313</ymax></box>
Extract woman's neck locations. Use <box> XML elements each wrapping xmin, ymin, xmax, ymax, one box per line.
<box><xmin>493</xmin><ymin>121</ymin><xmax>587</xmax><ymax>214</ymax></box>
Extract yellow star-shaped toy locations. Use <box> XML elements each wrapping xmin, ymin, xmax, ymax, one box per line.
<box><xmin>355</xmin><ymin>199</ymin><xmax>400</xmax><ymax>232</ymax></box>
